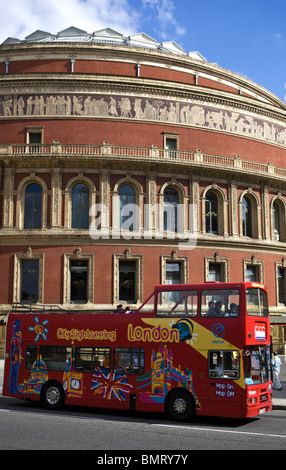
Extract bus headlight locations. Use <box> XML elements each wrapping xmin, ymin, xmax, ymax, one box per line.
<box><xmin>247</xmin><ymin>397</ymin><xmax>257</xmax><ymax>405</ymax></box>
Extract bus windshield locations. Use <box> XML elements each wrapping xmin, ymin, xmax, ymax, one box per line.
<box><xmin>243</xmin><ymin>346</ymin><xmax>270</xmax><ymax>385</ymax></box>
<box><xmin>246</xmin><ymin>288</ymin><xmax>268</xmax><ymax>316</ymax></box>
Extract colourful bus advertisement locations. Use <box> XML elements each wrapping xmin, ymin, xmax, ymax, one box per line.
<box><xmin>3</xmin><ymin>282</ymin><xmax>272</xmax><ymax>420</ymax></box>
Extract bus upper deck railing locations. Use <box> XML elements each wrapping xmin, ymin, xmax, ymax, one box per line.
<box><xmin>10</xmin><ymin>303</ymin><xmax>111</xmax><ymax>314</ymax></box>
<box><xmin>12</xmin><ymin>302</ymin><xmax>65</xmax><ymax>314</ymax></box>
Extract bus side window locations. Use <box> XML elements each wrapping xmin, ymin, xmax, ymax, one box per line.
<box><xmin>209</xmin><ymin>350</ymin><xmax>240</xmax><ymax>379</ymax></box>
<box><xmin>39</xmin><ymin>346</ymin><xmax>73</xmax><ymax>370</ymax></box>
<box><xmin>201</xmin><ymin>289</ymin><xmax>240</xmax><ymax>317</ymax></box>
<box><xmin>114</xmin><ymin>348</ymin><xmax>144</xmax><ymax>375</ymax></box>
<box><xmin>75</xmin><ymin>347</ymin><xmax>111</xmax><ymax>372</ymax></box>
<box><xmin>26</xmin><ymin>345</ymin><xmax>38</xmax><ymax>369</ymax></box>
<box><xmin>156</xmin><ymin>290</ymin><xmax>198</xmax><ymax>316</ymax></box>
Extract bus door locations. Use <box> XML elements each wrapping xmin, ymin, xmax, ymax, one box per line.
<box><xmin>207</xmin><ymin>349</ymin><xmax>242</xmax><ymax>416</ymax></box>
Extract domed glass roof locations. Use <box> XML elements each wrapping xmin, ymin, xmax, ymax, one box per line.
<box><xmin>2</xmin><ymin>26</ymin><xmax>207</xmax><ymax>62</ymax></box>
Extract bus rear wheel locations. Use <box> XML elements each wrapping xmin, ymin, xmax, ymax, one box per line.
<box><xmin>41</xmin><ymin>381</ymin><xmax>65</xmax><ymax>410</ymax></box>
<box><xmin>166</xmin><ymin>390</ymin><xmax>195</xmax><ymax>422</ymax></box>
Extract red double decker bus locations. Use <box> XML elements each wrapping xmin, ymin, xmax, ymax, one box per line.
<box><xmin>3</xmin><ymin>281</ymin><xmax>272</xmax><ymax>421</ymax></box>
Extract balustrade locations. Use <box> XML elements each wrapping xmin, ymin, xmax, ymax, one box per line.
<box><xmin>0</xmin><ymin>142</ymin><xmax>284</xmax><ymax>182</ymax></box>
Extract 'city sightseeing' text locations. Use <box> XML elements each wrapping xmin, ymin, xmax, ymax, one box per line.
<box><xmin>57</xmin><ymin>327</ymin><xmax>117</xmax><ymax>342</ymax></box>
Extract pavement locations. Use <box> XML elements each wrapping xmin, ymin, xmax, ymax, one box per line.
<box><xmin>0</xmin><ymin>357</ymin><xmax>285</xmax><ymax>410</ymax></box>
<box><xmin>0</xmin><ymin>360</ymin><xmax>4</xmax><ymax>396</ymax></box>
<box><xmin>271</xmin><ymin>355</ymin><xmax>286</xmax><ymax>410</ymax></box>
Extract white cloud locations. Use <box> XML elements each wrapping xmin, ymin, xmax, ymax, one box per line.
<box><xmin>141</xmin><ymin>0</ymin><xmax>186</xmax><ymax>39</ymax></box>
<box><xmin>274</xmin><ymin>33</ymin><xmax>285</xmax><ymax>44</ymax></box>
<box><xmin>0</xmin><ymin>0</ymin><xmax>140</xmax><ymax>43</ymax></box>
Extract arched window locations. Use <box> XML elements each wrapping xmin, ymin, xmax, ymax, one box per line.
<box><xmin>72</xmin><ymin>183</ymin><xmax>89</xmax><ymax>229</ymax></box>
<box><xmin>24</xmin><ymin>183</ymin><xmax>42</xmax><ymax>229</ymax></box>
<box><xmin>119</xmin><ymin>185</ymin><xmax>135</xmax><ymax>230</ymax></box>
<box><xmin>272</xmin><ymin>201</ymin><xmax>281</xmax><ymax>241</ymax></box>
<box><xmin>164</xmin><ymin>187</ymin><xmax>178</xmax><ymax>232</ymax></box>
<box><xmin>205</xmin><ymin>191</ymin><xmax>218</xmax><ymax>234</ymax></box>
<box><xmin>242</xmin><ymin>196</ymin><xmax>252</xmax><ymax>237</ymax></box>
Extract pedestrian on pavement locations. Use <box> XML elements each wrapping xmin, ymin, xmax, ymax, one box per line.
<box><xmin>272</xmin><ymin>351</ymin><xmax>283</xmax><ymax>390</ymax></box>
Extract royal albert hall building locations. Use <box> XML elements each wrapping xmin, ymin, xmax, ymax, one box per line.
<box><xmin>1</xmin><ymin>26</ymin><xmax>286</xmax><ymax>354</ymax></box>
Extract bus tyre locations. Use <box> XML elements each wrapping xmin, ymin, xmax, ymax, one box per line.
<box><xmin>41</xmin><ymin>381</ymin><xmax>65</xmax><ymax>410</ymax></box>
<box><xmin>166</xmin><ymin>390</ymin><xmax>195</xmax><ymax>422</ymax></box>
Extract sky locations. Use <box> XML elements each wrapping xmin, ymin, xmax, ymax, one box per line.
<box><xmin>0</xmin><ymin>0</ymin><xmax>285</xmax><ymax>102</ymax></box>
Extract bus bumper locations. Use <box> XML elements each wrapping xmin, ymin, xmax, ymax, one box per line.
<box><xmin>243</xmin><ymin>401</ymin><xmax>272</xmax><ymax>418</ymax></box>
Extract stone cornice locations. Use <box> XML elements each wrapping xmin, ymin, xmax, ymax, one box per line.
<box><xmin>2</xmin><ymin>230</ymin><xmax>286</xmax><ymax>256</ymax></box>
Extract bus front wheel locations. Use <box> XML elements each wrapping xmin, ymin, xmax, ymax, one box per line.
<box><xmin>166</xmin><ymin>390</ymin><xmax>195</xmax><ymax>422</ymax></box>
<box><xmin>41</xmin><ymin>381</ymin><xmax>65</xmax><ymax>410</ymax></box>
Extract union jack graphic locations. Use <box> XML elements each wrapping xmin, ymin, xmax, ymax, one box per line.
<box><xmin>91</xmin><ymin>367</ymin><xmax>133</xmax><ymax>401</ymax></box>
